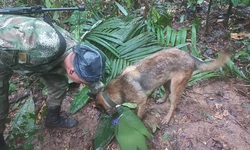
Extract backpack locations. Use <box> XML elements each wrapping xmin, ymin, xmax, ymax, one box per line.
<box><xmin>0</xmin><ymin>14</ymin><xmax>78</xmax><ymax>73</ymax></box>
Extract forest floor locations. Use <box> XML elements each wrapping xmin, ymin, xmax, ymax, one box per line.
<box><xmin>30</xmin><ymin>78</ymin><xmax>250</xmax><ymax>150</ymax></box>
<box><xmin>4</xmin><ymin>1</ymin><xmax>250</xmax><ymax>150</ymax></box>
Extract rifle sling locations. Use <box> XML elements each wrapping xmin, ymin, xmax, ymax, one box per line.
<box><xmin>43</xmin><ymin>14</ymin><xmax>67</xmax><ymax>62</ymax></box>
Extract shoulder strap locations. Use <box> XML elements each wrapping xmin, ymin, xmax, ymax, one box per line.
<box><xmin>17</xmin><ymin>14</ymin><xmax>67</xmax><ymax>73</ymax></box>
<box><xmin>43</xmin><ymin>14</ymin><xmax>67</xmax><ymax>61</ymax></box>
<box><xmin>0</xmin><ymin>14</ymin><xmax>68</xmax><ymax>73</ymax></box>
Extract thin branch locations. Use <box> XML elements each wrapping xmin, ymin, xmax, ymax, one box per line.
<box><xmin>205</xmin><ymin>0</ymin><xmax>213</xmax><ymax>34</ymax></box>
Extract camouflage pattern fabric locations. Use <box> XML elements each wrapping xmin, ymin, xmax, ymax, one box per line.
<box><xmin>0</xmin><ymin>14</ymin><xmax>78</xmax><ymax>75</ymax></box>
<box><xmin>0</xmin><ymin>14</ymin><xmax>79</xmax><ymax>133</ymax></box>
<box><xmin>0</xmin><ymin>60</ymin><xmax>13</xmax><ymax>134</ymax></box>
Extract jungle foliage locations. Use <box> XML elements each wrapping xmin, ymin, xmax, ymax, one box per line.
<box><xmin>2</xmin><ymin>0</ymin><xmax>249</xmax><ymax>149</ymax></box>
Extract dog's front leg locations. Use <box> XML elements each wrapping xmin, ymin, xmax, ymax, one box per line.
<box><xmin>137</xmin><ymin>100</ymin><xmax>147</xmax><ymax>118</ymax></box>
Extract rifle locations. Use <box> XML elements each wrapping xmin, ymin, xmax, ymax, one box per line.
<box><xmin>0</xmin><ymin>5</ymin><xmax>85</xmax><ymax>14</ymax></box>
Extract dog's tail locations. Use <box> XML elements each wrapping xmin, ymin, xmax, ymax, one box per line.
<box><xmin>195</xmin><ymin>51</ymin><xmax>231</xmax><ymax>71</ymax></box>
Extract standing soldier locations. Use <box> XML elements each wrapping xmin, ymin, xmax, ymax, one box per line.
<box><xmin>0</xmin><ymin>14</ymin><xmax>106</xmax><ymax>149</ymax></box>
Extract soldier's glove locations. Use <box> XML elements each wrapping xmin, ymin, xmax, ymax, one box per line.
<box><xmin>87</xmin><ymin>81</ymin><xmax>104</xmax><ymax>99</ymax></box>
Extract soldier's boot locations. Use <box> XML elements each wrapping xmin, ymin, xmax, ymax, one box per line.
<box><xmin>44</xmin><ymin>106</ymin><xmax>77</xmax><ymax>128</ymax></box>
<box><xmin>0</xmin><ymin>133</ymin><xmax>8</xmax><ymax>150</ymax></box>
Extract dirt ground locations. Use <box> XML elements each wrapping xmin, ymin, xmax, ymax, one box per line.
<box><xmin>29</xmin><ymin>5</ymin><xmax>250</xmax><ymax>150</ymax></box>
<box><xmin>29</xmin><ymin>77</ymin><xmax>250</xmax><ymax>150</ymax></box>
<box><xmin>3</xmin><ymin>2</ymin><xmax>250</xmax><ymax>150</ymax></box>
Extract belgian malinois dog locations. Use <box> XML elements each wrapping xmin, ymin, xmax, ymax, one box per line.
<box><xmin>95</xmin><ymin>48</ymin><xmax>230</xmax><ymax>124</ymax></box>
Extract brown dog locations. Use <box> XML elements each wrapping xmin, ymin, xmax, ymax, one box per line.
<box><xmin>95</xmin><ymin>48</ymin><xmax>230</xmax><ymax>124</ymax></box>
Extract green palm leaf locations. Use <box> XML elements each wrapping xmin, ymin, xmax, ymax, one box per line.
<box><xmin>81</xmin><ymin>16</ymin><xmax>164</xmax><ymax>82</ymax></box>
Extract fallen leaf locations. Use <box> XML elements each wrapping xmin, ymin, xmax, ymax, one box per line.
<box><xmin>36</xmin><ymin>101</ymin><xmax>46</xmax><ymax>124</ymax></box>
<box><xmin>217</xmin><ymin>19</ymin><xmax>224</xmax><ymax>23</ymax></box>
<box><xmin>245</xmin><ymin>33</ymin><xmax>250</xmax><ymax>39</ymax></box>
<box><xmin>215</xmin><ymin>103</ymin><xmax>223</xmax><ymax>109</ymax></box>
<box><xmin>223</xmin><ymin>109</ymin><xmax>229</xmax><ymax>117</ymax></box>
<box><xmin>231</xmin><ymin>32</ymin><xmax>247</xmax><ymax>40</ymax></box>
<box><xmin>214</xmin><ymin>112</ymin><xmax>223</xmax><ymax>119</ymax></box>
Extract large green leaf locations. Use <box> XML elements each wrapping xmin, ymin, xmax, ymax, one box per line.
<box><xmin>94</xmin><ymin>106</ymin><xmax>152</xmax><ymax>150</ymax></box>
<box><xmin>116</xmin><ymin>120</ymin><xmax>148</xmax><ymax>150</ymax></box>
<box><xmin>94</xmin><ymin>114</ymin><xmax>117</xmax><ymax>150</ymax></box>
<box><xmin>116</xmin><ymin>106</ymin><xmax>151</xmax><ymax>150</ymax></box>
<box><xmin>121</xmin><ymin>107</ymin><xmax>151</xmax><ymax>139</ymax></box>
<box><xmin>11</xmin><ymin>96</ymin><xmax>35</xmax><ymax>131</ymax></box>
<box><xmin>242</xmin><ymin>0</ymin><xmax>250</xmax><ymax>5</ymax></box>
<box><xmin>7</xmin><ymin>95</ymin><xmax>37</xmax><ymax>148</ymax></box>
<box><xmin>70</xmin><ymin>86</ymin><xmax>89</xmax><ymax>114</ymax></box>
<box><xmin>231</xmin><ymin>0</ymin><xmax>239</xmax><ymax>6</ymax></box>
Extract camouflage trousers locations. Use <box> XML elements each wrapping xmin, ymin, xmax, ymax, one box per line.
<box><xmin>0</xmin><ymin>60</ymin><xmax>13</xmax><ymax>134</ymax></box>
<box><xmin>0</xmin><ymin>61</ymin><xmax>68</xmax><ymax>134</ymax></box>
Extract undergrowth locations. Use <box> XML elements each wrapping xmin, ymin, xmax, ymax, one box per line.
<box><xmin>3</xmin><ymin>0</ymin><xmax>250</xmax><ymax>149</ymax></box>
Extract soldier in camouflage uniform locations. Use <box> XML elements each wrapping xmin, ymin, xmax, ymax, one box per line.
<box><xmin>0</xmin><ymin>14</ymin><xmax>106</xmax><ymax>149</ymax></box>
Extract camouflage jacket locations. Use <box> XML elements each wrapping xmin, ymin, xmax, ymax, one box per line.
<box><xmin>0</xmin><ymin>14</ymin><xmax>79</xmax><ymax>75</ymax></box>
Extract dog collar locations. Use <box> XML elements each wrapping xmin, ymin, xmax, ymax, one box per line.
<box><xmin>102</xmin><ymin>90</ymin><xmax>117</xmax><ymax>108</ymax></box>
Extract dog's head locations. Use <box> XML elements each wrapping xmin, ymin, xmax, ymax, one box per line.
<box><xmin>95</xmin><ymin>91</ymin><xmax>117</xmax><ymax>115</ymax></box>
